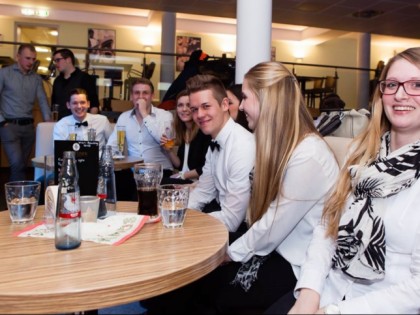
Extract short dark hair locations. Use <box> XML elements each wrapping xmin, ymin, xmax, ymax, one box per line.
<box><xmin>68</xmin><ymin>88</ymin><xmax>89</xmax><ymax>102</ymax></box>
<box><xmin>18</xmin><ymin>44</ymin><xmax>36</xmax><ymax>54</ymax></box>
<box><xmin>53</xmin><ymin>48</ymin><xmax>76</xmax><ymax>65</ymax></box>
<box><xmin>186</xmin><ymin>74</ymin><xmax>227</xmax><ymax>104</ymax></box>
<box><xmin>130</xmin><ymin>77</ymin><xmax>155</xmax><ymax>94</ymax></box>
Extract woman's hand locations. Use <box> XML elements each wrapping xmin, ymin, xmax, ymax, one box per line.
<box><xmin>288</xmin><ymin>288</ymin><xmax>320</xmax><ymax>314</ymax></box>
<box><xmin>160</xmin><ymin>135</ymin><xmax>172</xmax><ymax>151</ymax></box>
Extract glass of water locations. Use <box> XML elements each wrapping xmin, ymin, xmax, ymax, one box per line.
<box><xmin>157</xmin><ymin>184</ymin><xmax>189</xmax><ymax>228</ymax></box>
<box><xmin>5</xmin><ymin>181</ymin><xmax>41</xmax><ymax>224</ymax></box>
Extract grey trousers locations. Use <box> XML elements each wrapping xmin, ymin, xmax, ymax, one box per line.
<box><xmin>0</xmin><ymin>123</ymin><xmax>35</xmax><ymax>181</ymax></box>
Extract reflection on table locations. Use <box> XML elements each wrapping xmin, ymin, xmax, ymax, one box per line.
<box><xmin>0</xmin><ymin>201</ymin><xmax>228</xmax><ymax>314</ymax></box>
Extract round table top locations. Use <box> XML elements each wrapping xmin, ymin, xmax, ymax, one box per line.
<box><xmin>32</xmin><ymin>155</ymin><xmax>143</xmax><ymax>171</ymax></box>
<box><xmin>0</xmin><ymin>202</ymin><xmax>228</xmax><ymax>314</ymax></box>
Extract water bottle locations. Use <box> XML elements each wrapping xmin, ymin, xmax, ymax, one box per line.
<box><xmin>97</xmin><ymin>145</ymin><xmax>117</xmax><ymax>217</ymax></box>
<box><xmin>55</xmin><ymin>151</ymin><xmax>81</xmax><ymax>250</ymax></box>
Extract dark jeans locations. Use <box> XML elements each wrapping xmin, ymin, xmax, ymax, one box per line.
<box><xmin>0</xmin><ymin>123</ymin><xmax>35</xmax><ymax>181</ymax></box>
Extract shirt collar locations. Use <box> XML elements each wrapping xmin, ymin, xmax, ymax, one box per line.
<box><xmin>130</xmin><ymin>105</ymin><xmax>157</xmax><ymax>117</ymax></box>
<box><xmin>213</xmin><ymin>117</ymin><xmax>235</xmax><ymax>150</ymax></box>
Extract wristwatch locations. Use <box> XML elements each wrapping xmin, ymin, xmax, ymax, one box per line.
<box><xmin>324</xmin><ymin>304</ymin><xmax>340</xmax><ymax>314</ymax></box>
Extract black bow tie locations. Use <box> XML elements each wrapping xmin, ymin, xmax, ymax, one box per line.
<box><xmin>75</xmin><ymin>121</ymin><xmax>88</xmax><ymax>127</ymax></box>
<box><xmin>209</xmin><ymin>140</ymin><xmax>220</xmax><ymax>152</ymax></box>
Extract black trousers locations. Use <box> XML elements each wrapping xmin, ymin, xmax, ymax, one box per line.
<box><xmin>141</xmin><ymin>252</ymin><xmax>296</xmax><ymax>314</ymax></box>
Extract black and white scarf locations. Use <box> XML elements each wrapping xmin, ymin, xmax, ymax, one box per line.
<box><xmin>332</xmin><ymin>132</ymin><xmax>420</xmax><ymax>280</ymax></box>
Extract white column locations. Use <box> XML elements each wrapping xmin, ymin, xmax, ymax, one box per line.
<box><xmin>235</xmin><ymin>0</ymin><xmax>272</xmax><ymax>84</ymax></box>
<box><xmin>357</xmin><ymin>33</ymin><xmax>371</xmax><ymax>109</ymax></box>
<box><xmin>160</xmin><ymin>12</ymin><xmax>176</xmax><ymax>101</ymax></box>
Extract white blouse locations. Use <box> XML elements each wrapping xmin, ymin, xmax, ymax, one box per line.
<box><xmin>296</xmin><ymin>165</ymin><xmax>420</xmax><ymax>314</ymax></box>
<box><xmin>228</xmin><ymin>135</ymin><xmax>339</xmax><ymax>279</ymax></box>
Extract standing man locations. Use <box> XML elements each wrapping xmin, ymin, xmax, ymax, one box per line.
<box><xmin>0</xmin><ymin>44</ymin><xmax>51</xmax><ymax>181</ymax></box>
<box><xmin>107</xmin><ymin>77</ymin><xmax>173</xmax><ymax>199</ymax></box>
<box><xmin>53</xmin><ymin>88</ymin><xmax>113</xmax><ymax>148</ymax></box>
<box><xmin>51</xmin><ymin>48</ymin><xmax>99</xmax><ymax>120</ymax></box>
<box><xmin>186</xmin><ymin>74</ymin><xmax>255</xmax><ymax>233</ymax></box>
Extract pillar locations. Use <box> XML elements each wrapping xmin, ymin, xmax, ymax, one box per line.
<box><xmin>235</xmin><ymin>0</ymin><xmax>272</xmax><ymax>84</ymax></box>
<box><xmin>357</xmin><ymin>33</ymin><xmax>371</xmax><ymax>109</ymax></box>
<box><xmin>160</xmin><ymin>12</ymin><xmax>176</xmax><ymax>101</ymax></box>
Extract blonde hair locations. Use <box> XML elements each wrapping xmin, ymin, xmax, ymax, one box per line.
<box><xmin>245</xmin><ymin>61</ymin><xmax>318</xmax><ymax>224</ymax></box>
<box><xmin>174</xmin><ymin>90</ymin><xmax>199</xmax><ymax>145</ymax></box>
<box><xmin>322</xmin><ymin>47</ymin><xmax>420</xmax><ymax>238</ymax></box>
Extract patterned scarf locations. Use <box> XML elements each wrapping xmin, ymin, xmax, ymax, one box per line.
<box><xmin>332</xmin><ymin>132</ymin><xmax>420</xmax><ymax>280</ymax></box>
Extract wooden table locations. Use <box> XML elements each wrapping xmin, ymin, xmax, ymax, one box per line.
<box><xmin>0</xmin><ymin>202</ymin><xmax>228</xmax><ymax>314</ymax></box>
<box><xmin>32</xmin><ymin>155</ymin><xmax>143</xmax><ymax>171</ymax></box>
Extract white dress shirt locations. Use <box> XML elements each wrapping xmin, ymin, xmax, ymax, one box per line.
<box><xmin>188</xmin><ymin>118</ymin><xmax>256</xmax><ymax>232</ymax></box>
<box><xmin>296</xmin><ymin>163</ymin><xmax>420</xmax><ymax>314</ymax></box>
<box><xmin>107</xmin><ymin>106</ymin><xmax>174</xmax><ymax>170</ymax></box>
<box><xmin>228</xmin><ymin>135</ymin><xmax>339</xmax><ymax>280</ymax></box>
<box><xmin>53</xmin><ymin>113</ymin><xmax>113</xmax><ymax>148</ymax></box>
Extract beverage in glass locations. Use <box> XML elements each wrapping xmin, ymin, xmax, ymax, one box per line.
<box><xmin>163</xmin><ymin>121</ymin><xmax>175</xmax><ymax>150</ymax></box>
<box><xmin>134</xmin><ymin>163</ymin><xmax>162</xmax><ymax>221</ymax></box>
<box><xmin>5</xmin><ymin>180</ymin><xmax>41</xmax><ymax>224</ymax></box>
<box><xmin>116</xmin><ymin>126</ymin><xmax>126</xmax><ymax>156</ymax></box>
<box><xmin>68</xmin><ymin>125</ymin><xmax>77</xmax><ymax>140</ymax></box>
<box><xmin>158</xmin><ymin>184</ymin><xmax>189</xmax><ymax>228</ymax></box>
<box><xmin>52</xmin><ymin>104</ymin><xmax>59</xmax><ymax>122</ymax></box>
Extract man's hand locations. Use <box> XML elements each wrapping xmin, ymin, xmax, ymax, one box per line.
<box><xmin>136</xmin><ymin>99</ymin><xmax>149</xmax><ymax>118</ymax></box>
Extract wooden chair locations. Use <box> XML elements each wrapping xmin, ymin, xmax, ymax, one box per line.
<box><xmin>305</xmin><ymin>77</ymin><xmax>325</xmax><ymax>108</ymax></box>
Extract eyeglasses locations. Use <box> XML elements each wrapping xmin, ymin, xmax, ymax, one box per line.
<box><xmin>379</xmin><ymin>80</ymin><xmax>420</xmax><ymax>96</ymax></box>
<box><xmin>53</xmin><ymin>57</ymin><xmax>65</xmax><ymax>64</ymax></box>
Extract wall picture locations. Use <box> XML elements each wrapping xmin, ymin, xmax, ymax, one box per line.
<box><xmin>176</xmin><ymin>36</ymin><xmax>201</xmax><ymax>71</ymax></box>
<box><xmin>88</xmin><ymin>28</ymin><xmax>116</xmax><ymax>63</ymax></box>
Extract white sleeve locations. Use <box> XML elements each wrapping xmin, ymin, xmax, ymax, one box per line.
<box><xmin>53</xmin><ymin>121</ymin><xmax>68</xmax><ymax>141</ymax></box>
<box><xmin>228</xmin><ymin>153</ymin><xmax>336</xmax><ymax>262</ymax></box>
<box><xmin>187</xmin><ymin>150</ymin><xmax>217</xmax><ymax>210</ymax></box>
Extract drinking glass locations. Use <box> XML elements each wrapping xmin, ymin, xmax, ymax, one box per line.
<box><xmin>157</xmin><ymin>184</ymin><xmax>189</xmax><ymax>228</ymax></box>
<box><xmin>5</xmin><ymin>181</ymin><xmax>41</xmax><ymax>224</ymax></box>
<box><xmin>68</xmin><ymin>125</ymin><xmax>77</xmax><ymax>140</ymax></box>
<box><xmin>163</xmin><ymin>121</ymin><xmax>175</xmax><ymax>150</ymax></box>
<box><xmin>133</xmin><ymin>163</ymin><xmax>162</xmax><ymax>222</ymax></box>
<box><xmin>116</xmin><ymin>126</ymin><xmax>126</xmax><ymax>156</ymax></box>
<box><xmin>52</xmin><ymin>104</ymin><xmax>59</xmax><ymax>122</ymax></box>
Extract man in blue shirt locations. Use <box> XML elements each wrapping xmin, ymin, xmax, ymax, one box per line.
<box><xmin>0</xmin><ymin>44</ymin><xmax>51</xmax><ymax>181</ymax></box>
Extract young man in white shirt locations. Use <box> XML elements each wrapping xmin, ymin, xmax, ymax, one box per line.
<box><xmin>107</xmin><ymin>78</ymin><xmax>174</xmax><ymax>200</ymax></box>
<box><xmin>53</xmin><ymin>88</ymin><xmax>113</xmax><ymax>148</ymax></box>
<box><xmin>186</xmin><ymin>74</ymin><xmax>255</xmax><ymax>233</ymax></box>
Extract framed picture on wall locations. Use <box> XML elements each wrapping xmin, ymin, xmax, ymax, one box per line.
<box><xmin>88</xmin><ymin>28</ymin><xmax>116</xmax><ymax>63</ymax></box>
<box><xmin>271</xmin><ymin>46</ymin><xmax>276</xmax><ymax>61</ymax></box>
<box><xmin>176</xmin><ymin>36</ymin><xmax>201</xmax><ymax>71</ymax></box>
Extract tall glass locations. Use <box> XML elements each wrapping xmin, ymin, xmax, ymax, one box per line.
<box><xmin>133</xmin><ymin>163</ymin><xmax>162</xmax><ymax>222</ymax></box>
<box><xmin>116</xmin><ymin>125</ymin><xmax>126</xmax><ymax>156</ymax></box>
<box><xmin>163</xmin><ymin>121</ymin><xmax>175</xmax><ymax>150</ymax></box>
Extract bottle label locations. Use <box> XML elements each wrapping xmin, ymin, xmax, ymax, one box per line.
<box><xmin>58</xmin><ymin>191</ymin><xmax>81</xmax><ymax>219</ymax></box>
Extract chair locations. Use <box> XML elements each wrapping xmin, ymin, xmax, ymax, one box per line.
<box><xmin>324</xmin><ymin>136</ymin><xmax>353</xmax><ymax>168</ymax></box>
<box><xmin>304</xmin><ymin>77</ymin><xmax>325</xmax><ymax>108</ymax></box>
<box><xmin>34</xmin><ymin>122</ymin><xmax>56</xmax><ymax>180</ymax></box>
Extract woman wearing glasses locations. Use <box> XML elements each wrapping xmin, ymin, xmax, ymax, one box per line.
<box><xmin>268</xmin><ymin>47</ymin><xmax>420</xmax><ymax>314</ymax></box>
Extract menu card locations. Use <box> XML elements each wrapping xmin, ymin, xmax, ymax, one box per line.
<box><xmin>54</xmin><ymin>140</ymin><xmax>99</xmax><ymax>196</ymax></box>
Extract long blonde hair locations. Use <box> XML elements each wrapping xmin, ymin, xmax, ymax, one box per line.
<box><xmin>322</xmin><ymin>47</ymin><xmax>420</xmax><ymax>238</ymax></box>
<box><xmin>245</xmin><ymin>61</ymin><xmax>318</xmax><ymax>225</ymax></box>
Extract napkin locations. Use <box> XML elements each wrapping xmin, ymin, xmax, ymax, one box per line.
<box><xmin>15</xmin><ymin>213</ymin><xmax>149</xmax><ymax>245</ymax></box>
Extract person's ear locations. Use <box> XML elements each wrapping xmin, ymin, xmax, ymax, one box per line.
<box><xmin>221</xmin><ymin>97</ymin><xmax>230</xmax><ymax>112</ymax></box>
<box><xmin>66</xmin><ymin>102</ymin><xmax>71</xmax><ymax>109</ymax></box>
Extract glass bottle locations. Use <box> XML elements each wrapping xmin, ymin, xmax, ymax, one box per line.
<box><xmin>55</xmin><ymin>151</ymin><xmax>81</xmax><ymax>250</ymax></box>
<box><xmin>97</xmin><ymin>145</ymin><xmax>117</xmax><ymax>217</ymax></box>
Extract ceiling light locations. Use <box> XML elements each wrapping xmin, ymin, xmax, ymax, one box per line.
<box><xmin>49</xmin><ymin>30</ymin><xmax>58</xmax><ymax>36</ymax></box>
<box><xmin>21</xmin><ymin>8</ymin><xmax>50</xmax><ymax>17</ymax></box>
